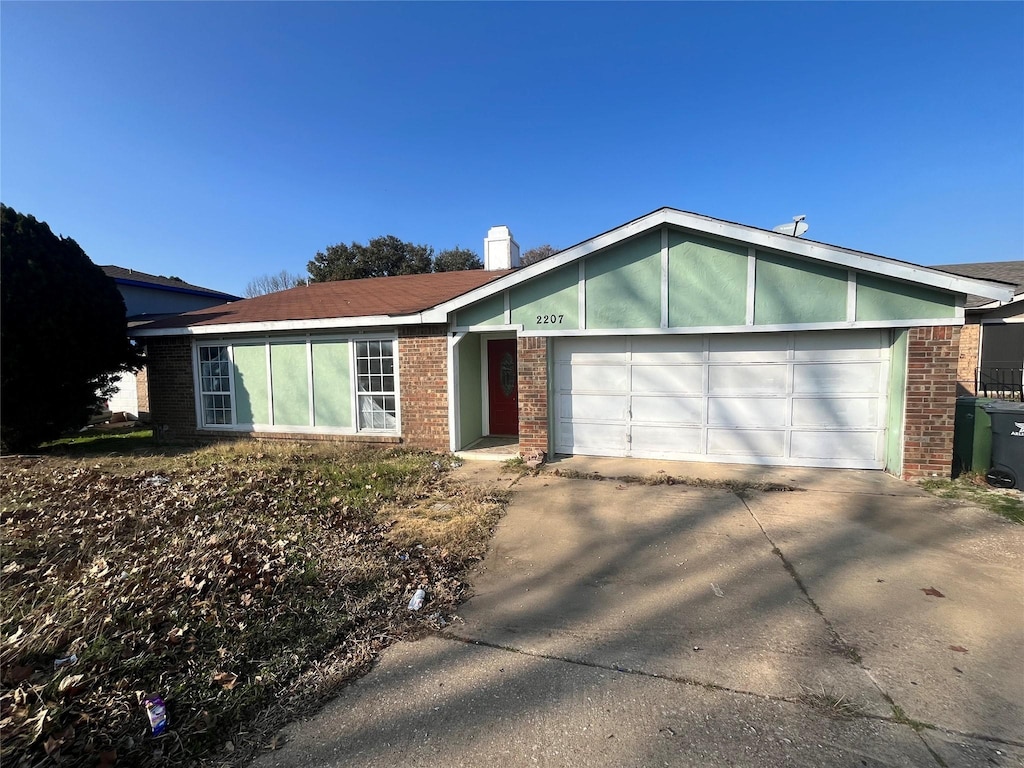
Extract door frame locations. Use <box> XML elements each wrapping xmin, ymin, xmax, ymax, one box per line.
<box><xmin>481</xmin><ymin>332</ymin><xmax>517</xmax><ymax>437</ymax></box>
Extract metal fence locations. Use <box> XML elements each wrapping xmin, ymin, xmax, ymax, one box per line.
<box><xmin>975</xmin><ymin>367</ymin><xmax>1023</xmax><ymax>401</ymax></box>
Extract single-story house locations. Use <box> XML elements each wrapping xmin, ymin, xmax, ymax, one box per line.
<box><xmin>131</xmin><ymin>208</ymin><xmax>1014</xmax><ymax>479</ymax></box>
<box><xmin>936</xmin><ymin>261</ymin><xmax>1023</xmax><ymax>400</ymax></box>
<box><xmin>102</xmin><ymin>266</ymin><xmax>241</xmax><ymax>420</ymax></box>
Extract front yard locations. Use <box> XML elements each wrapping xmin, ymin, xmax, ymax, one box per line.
<box><xmin>0</xmin><ymin>438</ymin><xmax>506</xmax><ymax>766</ymax></box>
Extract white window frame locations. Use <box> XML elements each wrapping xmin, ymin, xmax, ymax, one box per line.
<box><xmin>192</xmin><ymin>334</ymin><xmax>400</xmax><ymax>435</ymax></box>
<box><xmin>352</xmin><ymin>338</ymin><xmax>400</xmax><ymax>433</ymax></box>
<box><xmin>195</xmin><ymin>344</ymin><xmax>236</xmax><ymax>428</ymax></box>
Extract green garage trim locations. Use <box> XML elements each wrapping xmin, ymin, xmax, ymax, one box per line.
<box><xmin>270</xmin><ymin>343</ymin><xmax>310</xmax><ymax>427</ymax></box>
<box><xmin>511</xmin><ymin>265</ymin><xmax>580</xmax><ymax>331</ymax></box>
<box><xmin>668</xmin><ymin>233</ymin><xmax>748</xmax><ymax>327</ymax></box>
<box><xmin>232</xmin><ymin>344</ymin><xmax>269</xmax><ymax>425</ymax></box>
<box><xmin>856</xmin><ymin>274</ymin><xmax>956</xmax><ymax>321</ymax></box>
<box><xmin>755</xmin><ymin>252</ymin><xmax>848</xmax><ymax>325</ymax></box>
<box><xmin>585</xmin><ymin>231</ymin><xmax>662</xmax><ymax>329</ymax></box>
<box><xmin>885</xmin><ymin>329</ymin><xmax>909</xmax><ymax>475</ymax></box>
<box><xmin>311</xmin><ymin>341</ymin><xmax>351</xmax><ymax>428</ymax></box>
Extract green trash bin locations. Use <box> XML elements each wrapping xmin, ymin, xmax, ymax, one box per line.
<box><xmin>953</xmin><ymin>397</ymin><xmax>993</xmax><ymax>477</ymax></box>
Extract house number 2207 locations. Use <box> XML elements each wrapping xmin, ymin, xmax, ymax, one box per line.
<box><xmin>536</xmin><ymin>314</ymin><xmax>564</xmax><ymax>325</ymax></box>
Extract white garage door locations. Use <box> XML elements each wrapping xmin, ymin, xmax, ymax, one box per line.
<box><xmin>553</xmin><ymin>331</ymin><xmax>890</xmax><ymax>469</ymax></box>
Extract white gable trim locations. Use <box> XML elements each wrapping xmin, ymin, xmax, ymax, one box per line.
<box><xmin>132</xmin><ymin>313</ymin><xmax>425</xmax><ymax>337</ymax></box>
<box><xmin>424</xmin><ymin>208</ymin><xmax>1014</xmax><ymax>322</ymax></box>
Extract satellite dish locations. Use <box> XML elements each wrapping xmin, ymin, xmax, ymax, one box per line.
<box><xmin>772</xmin><ymin>215</ymin><xmax>808</xmax><ymax>237</ymax></box>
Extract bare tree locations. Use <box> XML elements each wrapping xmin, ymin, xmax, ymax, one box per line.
<box><xmin>244</xmin><ymin>270</ymin><xmax>308</xmax><ymax>298</ymax></box>
<box><xmin>521</xmin><ymin>244</ymin><xmax>557</xmax><ymax>266</ymax></box>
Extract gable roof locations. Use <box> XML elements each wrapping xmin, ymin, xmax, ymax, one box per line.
<box><xmin>102</xmin><ymin>265</ymin><xmax>241</xmax><ymax>301</ymax></box>
<box><xmin>132</xmin><ymin>269</ymin><xmax>512</xmax><ymax>336</ymax></box>
<box><xmin>132</xmin><ymin>208</ymin><xmax>1017</xmax><ymax>338</ymax></box>
<box><xmin>934</xmin><ymin>261</ymin><xmax>1024</xmax><ymax>309</ymax></box>
<box><xmin>425</xmin><ymin>208</ymin><xmax>1014</xmax><ymax>321</ymax></box>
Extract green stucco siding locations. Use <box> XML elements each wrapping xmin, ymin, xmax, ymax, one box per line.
<box><xmin>755</xmin><ymin>252</ymin><xmax>848</xmax><ymax>325</ymax></box>
<box><xmin>270</xmin><ymin>343</ymin><xmax>310</xmax><ymax>427</ymax></box>
<box><xmin>457</xmin><ymin>293</ymin><xmax>505</xmax><ymax>327</ymax></box>
<box><xmin>232</xmin><ymin>344</ymin><xmax>268</xmax><ymax>425</ymax></box>
<box><xmin>585</xmin><ymin>231</ymin><xmax>662</xmax><ymax>329</ymax></box>
<box><xmin>885</xmin><ymin>329</ymin><xmax>908</xmax><ymax>475</ymax></box>
<box><xmin>856</xmin><ymin>274</ymin><xmax>957</xmax><ymax>321</ymax></box>
<box><xmin>311</xmin><ymin>341</ymin><xmax>351</xmax><ymax>428</ymax></box>
<box><xmin>510</xmin><ymin>265</ymin><xmax>580</xmax><ymax>331</ymax></box>
<box><xmin>668</xmin><ymin>233</ymin><xmax>747</xmax><ymax>327</ymax></box>
<box><xmin>458</xmin><ymin>336</ymin><xmax>483</xmax><ymax>448</ymax></box>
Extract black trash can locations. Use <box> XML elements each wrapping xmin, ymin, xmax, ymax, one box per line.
<box><xmin>982</xmin><ymin>400</ymin><xmax>1024</xmax><ymax>489</ymax></box>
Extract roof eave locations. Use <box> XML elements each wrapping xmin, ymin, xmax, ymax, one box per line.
<box><xmin>114</xmin><ymin>277</ymin><xmax>241</xmax><ymax>301</ymax></box>
<box><xmin>130</xmin><ymin>313</ymin><xmax>425</xmax><ymax>337</ymax></box>
<box><xmin>966</xmin><ymin>293</ymin><xmax>1024</xmax><ymax>312</ymax></box>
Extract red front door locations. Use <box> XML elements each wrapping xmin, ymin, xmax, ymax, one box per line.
<box><xmin>487</xmin><ymin>339</ymin><xmax>519</xmax><ymax>436</ymax></box>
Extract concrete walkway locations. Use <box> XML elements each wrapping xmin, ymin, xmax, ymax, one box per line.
<box><xmin>255</xmin><ymin>459</ymin><xmax>1024</xmax><ymax>768</ymax></box>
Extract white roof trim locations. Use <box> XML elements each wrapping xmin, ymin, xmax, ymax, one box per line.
<box><xmin>131</xmin><ymin>313</ymin><xmax>423</xmax><ymax>337</ymax></box>
<box><xmin>425</xmin><ymin>208</ymin><xmax>1014</xmax><ymax>321</ymax></box>
<box><xmin>968</xmin><ymin>292</ymin><xmax>1024</xmax><ymax>311</ymax></box>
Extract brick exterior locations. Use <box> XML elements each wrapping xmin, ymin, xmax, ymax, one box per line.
<box><xmin>955</xmin><ymin>322</ymin><xmax>980</xmax><ymax>397</ymax></box>
<box><xmin>397</xmin><ymin>325</ymin><xmax>450</xmax><ymax>451</ymax></box>
<box><xmin>517</xmin><ymin>337</ymin><xmax>549</xmax><ymax>455</ymax></box>
<box><xmin>145</xmin><ymin>336</ymin><xmax>199</xmax><ymax>441</ymax></box>
<box><xmin>147</xmin><ymin>334</ymin><xmax>428</xmax><ymax>448</ymax></box>
<box><xmin>146</xmin><ymin>323</ymin><xmax>964</xmax><ymax>478</ymax></box>
<box><xmin>902</xmin><ymin>325</ymin><xmax>960</xmax><ymax>479</ymax></box>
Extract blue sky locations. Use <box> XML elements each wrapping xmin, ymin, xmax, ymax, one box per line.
<box><xmin>2</xmin><ymin>2</ymin><xmax>1022</xmax><ymax>296</ymax></box>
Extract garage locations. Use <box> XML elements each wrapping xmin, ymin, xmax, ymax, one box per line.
<box><xmin>553</xmin><ymin>330</ymin><xmax>891</xmax><ymax>469</ymax></box>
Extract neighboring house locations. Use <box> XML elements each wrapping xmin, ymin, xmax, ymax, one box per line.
<box><xmin>101</xmin><ymin>266</ymin><xmax>241</xmax><ymax>420</ymax></box>
<box><xmin>935</xmin><ymin>262</ymin><xmax>1023</xmax><ymax>400</ymax></box>
<box><xmin>131</xmin><ymin>209</ymin><xmax>1013</xmax><ymax>479</ymax></box>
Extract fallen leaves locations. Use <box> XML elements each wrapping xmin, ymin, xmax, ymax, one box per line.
<box><xmin>0</xmin><ymin>445</ymin><xmax>502</xmax><ymax>767</ymax></box>
<box><xmin>212</xmin><ymin>671</ymin><xmax>239</xmax><ymax>690</ymax></box>
<box><xmin>921</xmin><ymin>587</ymin><xmax>945</xmax><ymax>598</ymax></box>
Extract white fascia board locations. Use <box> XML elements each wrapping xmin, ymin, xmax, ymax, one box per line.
<box><xmin>426</xmin><ymin>209</ymin><xmax>1014</xmax><ymax>321</ymax></box>
<box><xmin>969</xmin><ymin>292</ymin><xmax>1024</xmax><ymax>311</ymax></box>
<box><xmin>131</xmin><ymin>313</ymin><xmax>424</xmax><ymax>337</ymax></box>
<box><xmin>660</xmin><ymin>210</ymin><xmax>1013</xmax><ymax>301</ymax></box>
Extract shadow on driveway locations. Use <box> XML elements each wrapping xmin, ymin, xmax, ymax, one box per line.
<box><xmin>255</xmin><ymin>461</ymin><xmax>1024</xmax><ymax>768</ymax></box>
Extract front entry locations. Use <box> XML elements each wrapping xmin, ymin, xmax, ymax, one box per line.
<box><xmin>487</xmin><ymin>338</ymin><xmax>519</xmax><ymax>436</ymax></box>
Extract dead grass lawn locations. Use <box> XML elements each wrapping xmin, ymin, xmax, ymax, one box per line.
<box><xmin>0</xmin><ymin>440</ymin><xmax>506</xmax><ymax>767</ymax></box>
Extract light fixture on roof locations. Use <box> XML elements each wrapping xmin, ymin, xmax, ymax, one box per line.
<box><xmin>773</xmin><ymin>215</ymin><xmax>808</xmax><ymax>237</ymax></box>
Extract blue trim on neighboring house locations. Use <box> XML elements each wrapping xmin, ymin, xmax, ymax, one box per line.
<box><xmin>113</xmin><ymin>277</ymin><xmax>240</xmax><ymax>302</ymax></box>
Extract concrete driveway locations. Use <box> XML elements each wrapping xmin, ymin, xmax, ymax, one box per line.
<box><xmin>255</xmin><ymin>458</ymin><xmax>1024</xmax><ymax>768</ymax></box>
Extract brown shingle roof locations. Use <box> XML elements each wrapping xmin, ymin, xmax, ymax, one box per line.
<box><xmin>138</xmin><ymin>270</ymin><xmax>512</xmax><ymax>330</ymax></box>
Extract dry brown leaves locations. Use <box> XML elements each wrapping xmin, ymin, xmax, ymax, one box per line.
<box><xmin>0</xmin><ymin>449</ymin><xmax>504</xmax><ymax>767</ymax></box>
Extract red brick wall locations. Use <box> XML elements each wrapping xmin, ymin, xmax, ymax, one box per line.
<box><xmin>956</xmin><ymin>322</ymin><xmax>980</xmax><ymax>397</ymax></box>
<box><xmin>145</xmin><ymin>336</ymin><xmax>199</xmax><ymax>441</ymax></box>
<box><xmin>517</xmin><ymin>337</ymin><xmax>549</xmax><ymax>455</ymax></box>
<box><xmin>902</xmin><ymin>325</ymin><xmax>960</xmax><ymax>479</ymax></box>
<box><xmin>397</xmin><ymin>325</ymin><xmax>449</xmax><ymax>451</ymax></box>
